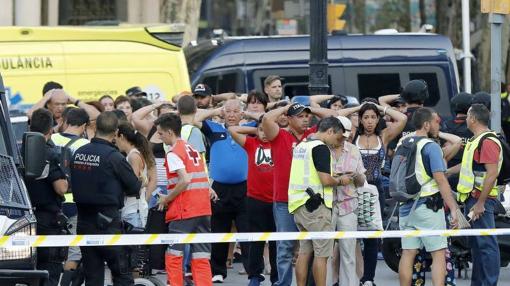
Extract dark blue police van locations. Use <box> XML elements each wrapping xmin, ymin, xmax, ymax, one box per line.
<box><xmin>185</xmin><ymin>32</ymin><xmax>459</xmax><ymax>118</ymax></box>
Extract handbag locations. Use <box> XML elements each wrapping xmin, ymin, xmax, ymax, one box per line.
<box><xmin>356</xmin><ymin>182</ymin><xmax>383</xmax><ymax>231</ymax></box>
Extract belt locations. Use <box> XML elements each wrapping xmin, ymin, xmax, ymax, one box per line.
<box><xmin>471</xmin><ymin>189</ymin><xmax>497</xmax><ymax>200</ymax></box>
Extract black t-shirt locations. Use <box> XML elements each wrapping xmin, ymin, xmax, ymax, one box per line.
<box><xmin>312</xmin><ymin>144</ymin><xmax>331</xmax><ymax>174</ymax></box>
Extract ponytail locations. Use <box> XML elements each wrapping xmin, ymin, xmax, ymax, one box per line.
<box><xmin>118</xmin><ymin>122</ymin><xmax>155</xmax><ymax>170</ymax></box>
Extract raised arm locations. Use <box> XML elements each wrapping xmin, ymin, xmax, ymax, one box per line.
<box><xmin>438</xmin><ymin>131</ymin><xmax>462</xmax><ymax>162</ymax></box>
<box><xmin>378</xmin><ymin>94</ymin><xmax>401</xmax><ymax>107</ymax></box>
<box><xmin>228</xmin><ymin>126</ymin><xmax>257</xmax><ymax>147</ymax></box>
<box><xmin>336</xmin><ymin>105</ymin><xmax>362</xmax><ymax>117</ymax></box>
<box><xmin>379</xmin><ymin>105</ymin><xmax>408</xmax><ymax>145</ymax></box>
<box><xmin>66</xmin><ymin>93</ymin><xmax>100</xmax><ymax>121</ymax></box>
<box><xmin>193</xmin><ymin>107</ymin><xmax>223</xmax><ymax>128</ymax></box>
<box><xmin>132</xmin><ymin>102</ymin><xmax>169</xmax><ymax>137</ymax></box>
<box><xmin>309</xmin><ymin>106</ymin><xmax>340</xmax><ymax>119</ymax></box>
<box><xmin>262</xmin><ymin>105</ymin><xmax>288</xmax><ymax>141</ymax></box>
<box><xmin>27</xmin><ymin>90</ymin><xmax>54</xmax><ymax>119</ymax></box>
<box><xmin>212</xmin><ymin>92</ymin><xmax>237</xmax><ymax>105</ymax></box>
<box><xmin>309</xmin><ymin>94</ymin><xmax>335</xmax><ymax>108</ymax></box>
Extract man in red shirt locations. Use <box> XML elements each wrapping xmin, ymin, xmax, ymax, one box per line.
<box><xmin>262</xmin><ymin>103</ymin><xmax>338</xmax><ymax>286</ymax></box>
<box><xmin>457</xmin><ymin>104</ymin><xmax>502</xmax><ymax>286</ymax></box>
<box><xmin>229</xmin><ymin>121</ymin><xmax>277</xmax><ymax>286</ymax></box>
<box><xmin>155</xmin><ymin>113</ymin><xmax>213</xmax><ymax>286</ymax></box>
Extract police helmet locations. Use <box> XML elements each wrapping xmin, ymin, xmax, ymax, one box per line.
<box><xmin>472</xmin><ymin>91</ymin><xmax>491</xmax><ymax>110</ymax></box>
<box><xmin>451</xmin><ymin>92</ymin><xmax>473</xmax><ymax>114</ymax></box>
<box><xmin>401</xmin><ymin>80</ymin><xmax>429</xmax><ymax>104</ymax></box>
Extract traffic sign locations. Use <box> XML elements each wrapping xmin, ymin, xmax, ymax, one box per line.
<box><xmin>327</xmin><ymin>4</ymin><xmax>346</xmax><ymax>32</ymax></box>
<box><xmin>481</xmin><ymin>0</ymin><xmax>510</xmax><ymax>14</ymax></box>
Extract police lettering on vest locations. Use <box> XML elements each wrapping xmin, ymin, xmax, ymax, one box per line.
<box><xmin>71</xmin><ymin>138</ymin><xmax>141</xmax><ymax>207</ymax></box>
<box><xmin>288</xmin><ymin>139</ymin><xmax>333</xmax><ymax>214</ymax></box>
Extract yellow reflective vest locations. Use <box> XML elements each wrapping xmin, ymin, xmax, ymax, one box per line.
<box><xmin>50</xmin><ymin>133</ymin><xmax>90</xmax><ymax>203</ymax></box>
<box><xmin>457</xmin><ymin>131</ymin><xmax>502</xmax><ymax>202</ymax></box>
<box><xmin>288</xmin><ymin>139</ymin><xmax>333</xmax><ymax>213</ymax></box>
<box><xmin>415</xmin><ymin>138</ymin><xmax>441</xmax><ymax>197</ymax></box>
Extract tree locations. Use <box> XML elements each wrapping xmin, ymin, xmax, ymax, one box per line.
<box><xmin>161</xmin><ymin>0</ymin><xmax>202</xmax><ymax>45</ymax></box>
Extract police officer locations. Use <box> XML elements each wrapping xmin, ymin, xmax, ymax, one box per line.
<box><xmin>443</xmin><ymin>92</ymin><xmax>474</xmax><ymax>188</ymax></box>
<box><xmin>25</xmin><ymin>108</ymin><xmax>69</xmax><ymax>286</ymax></box>
<box><xmin>71</xmin><ymin>111</ymin><xmax>141</xmax><ymax>286</ymax></box>
<box><xmin>401</xmin><ymin>79</ymin><xmax>430</xmax><ymax>136</ymax></box>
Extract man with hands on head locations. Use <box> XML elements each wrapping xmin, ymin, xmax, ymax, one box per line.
<box><xmin>27</xmin><ymin>88</ymin><xmax>100</xmax><ymax>132</ymax></box>
<box><xmin>262</xmin><ymin>102</ymin><xmax>338</xmax><ymax>286</ymax></box>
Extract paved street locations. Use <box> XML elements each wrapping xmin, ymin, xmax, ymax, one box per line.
<box><xmin>152</xmin><ymin>260</ymin><xmax>510</xmax><ymax>285</ymax></box>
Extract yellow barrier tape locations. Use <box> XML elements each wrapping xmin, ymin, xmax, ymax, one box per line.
<box><xmin>106</xmin><ymin>234</ymin><xmax>121</xmax><ymax>246</ymax></box>
<box><xmin>297</xmin><ymin>232</ymin><xmax>309</xmax><ymax>240</ymax></box>
<box><xmin>259</xmin><ymin>232</ymin><xmax>271</xmax><ymax>241</ymax></box>
<box><xmin>221</xmin><ymin>233</ymin><xmax>234</xmax><ymax>242</ymax></box>
<box><xmin>369</xmin><ymin>231</ymin><xmax>384</xmax><ymax>239</ymax></box>
<box><xmin>0</xmin><ymin>236</ymin><xmax>9</xmax><ymax>247</ymax></box>
<box><xmin>70</xmin><ymin>235</ymin><xmax>84</xmax><ymax>247</ymax></box>
<box><xmin>1</xmin><ymin>228</ymin><xmax>509</xmax><ymax>248</ymax></box>
<box><xmin>32</xmin><ymin>235</ymin><xmax>46</xmax><ymax>247</ymax></box>
<box><xmin>144</xmin><ymin>234</ymin><xmax>159</xmax><ymax>245</ymax></box>
<box><xmin>184</xmin><ymin>233</ymin><xmax>197</xmax><ymax>243</ymax></box>
<box><xmin>334</xmin><ymin>231</ymin><xmax>345</xmax><ymax>239</ymax></box>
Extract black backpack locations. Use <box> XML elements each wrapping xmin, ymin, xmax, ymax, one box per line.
<box><xmin>476</xmin><ymin>133</ymin><xmax>510</xmax><ymax>185</ymax></box>
<box><xmin>57</xmin><ymin>137</ymin><xmax>80</xmax><ymax>184</ymax></box>
<box><xmin>389</xmin><ymin>136</ymin><xmax>432</xmax><ymax>202</ymax></box>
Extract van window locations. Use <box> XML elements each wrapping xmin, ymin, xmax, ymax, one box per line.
<box><xmin>255</xmin><ymin>73</ymin><xmax>332</xmax><ymax>98</ymax></box>
<box><xmin>203</xmin><ymin>73</ymin><xmax>238</xmax><ymax>94</ymax></box>
<box><xmin>410</xmin><ymin>73</ymin><xmax>440</xmax><ymax>106</ymax></box>
<box><xmin>357</xmin><ymin>73</ymin><xmax>401</xmax><ymax>101</ymax></box>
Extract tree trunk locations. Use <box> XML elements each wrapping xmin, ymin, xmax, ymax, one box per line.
<box><xmin>419</xmin><ymin>0</ymin><xmax>426</xmax><ymax>26</ymax></box>
<box><xmin>160</xmin><ymin>0</ymin><xmax>202</xmax><ymax>45</ymax></box>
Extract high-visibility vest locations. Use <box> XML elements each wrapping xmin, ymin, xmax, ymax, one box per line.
<box><xmin>165</xmin><ymin>139</ymin><xmax>211</xmax><ymax>221</ymax></box>
<box><xmin>288</xmin><ymin>139</ymin><xmax>333</xmax><ymax>214</ymax></box>
<box><xmin>457</xmin><ymin>131</ymin><xmax>503</xmax><ymax>202</ymax></box>
<box><xmin>414</xmin><ymin>138</ymin><xmax>440</xmax><ymax>197</ymax></box>
<box><xmin>50</xmin><ymin>133</ymin><xmax>89</xmax><ymax>203</ymax></box>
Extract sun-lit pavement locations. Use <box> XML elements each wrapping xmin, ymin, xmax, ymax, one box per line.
<box><xmin>151</xmin><ymin>260</ymin><xmax>510</xmax><ymax>285</ymax></box>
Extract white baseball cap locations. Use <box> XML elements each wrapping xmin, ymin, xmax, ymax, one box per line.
<box><xmin>336</xmin><ymin>116</ymin><xmax>352</xmax><ymax>138</ymax></box>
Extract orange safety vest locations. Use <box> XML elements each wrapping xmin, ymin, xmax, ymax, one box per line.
<box><xmin>164</xmin><ymin>139</ymin><xmax>211</xmax><ymax>221</ymax></box>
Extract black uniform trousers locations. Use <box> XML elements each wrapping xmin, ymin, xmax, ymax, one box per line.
<box><xmin>77</xmin><ymin>207</ymin><xmax>133</xmax><ymax>286</ymax></box>
<box><xmin>246</xmin><ymin>196</ymin><xmax>277</xmax><ymax>283</ymax></box>
<box><xmin>210</xmin><ymin>181</ymin><xmax>250</xmax><ymax>278</ymax></box>
<box><xmin>35</xmin><ymin>211</ymin><xmax>67</xmax><ymax>286</ymax></box>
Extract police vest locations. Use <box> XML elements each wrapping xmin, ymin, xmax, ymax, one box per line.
<box><xmin>457</xmin><ymin>131</ymin><xmax>503</xmax><ymax>202</ymax></box>
<box><xmin>50</xmin><ymin>133</ymin><xmax>89</xmax><ymax>203</ymax></box>
<box><xmin>415</xmin><ymin>138</ymin><xmax>440</xmax><ymax>197</ymax></box>
<box><xmin>165</xmin><ymin>139</ymin><xmax>211</xmax><ymax>221</ymax></box>
<box><xmin>288</xmin><ymin>139</ymin><xmax>333</xmax><ymax>214</ymax></box>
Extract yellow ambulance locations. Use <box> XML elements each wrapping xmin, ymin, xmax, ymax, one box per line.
<box><xmin>0</xmin><ymin>25</ymin><xmax>190</xmax><ymax>109</ymax></box>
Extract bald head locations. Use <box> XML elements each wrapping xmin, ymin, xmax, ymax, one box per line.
<box><xmin>46</xmin><ymin>89</ymin><xmax>68</xmax><ymax>120</ymax></box>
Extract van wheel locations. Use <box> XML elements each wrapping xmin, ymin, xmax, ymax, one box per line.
<box><xmin>134</xmin><ymin>276</ymin><xmax>166</xmax><ymax>286</ymax></box>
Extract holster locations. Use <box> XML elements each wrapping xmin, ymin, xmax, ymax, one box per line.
<box><xmin>425</xmin><ymin>193</ymin><xmax>443</xmax><ymax>212</ymax></box>
<box><xmin>304</xmin><ymin>188</ymin><xmax>324</xmax><ymax>213</ymax></box>
<box><xmin>96</xmin><ymin>212</ymin><xmax>114</xmax><ymax>230</ymax></box>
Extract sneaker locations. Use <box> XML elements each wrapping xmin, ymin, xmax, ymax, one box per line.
<box><xmin>248</xmin><ymin>274</ymin><xmax>264</xmax><ymax>286</ymax></box>
<box><xmin>212</xmin><ymin>275</ymin><xmax>224</xmax><ymax>283</ymax></box>
<box><xmin>361</xmin><ymin>281</ymin><xmax>376</xmax><ymax>286</ymax></box>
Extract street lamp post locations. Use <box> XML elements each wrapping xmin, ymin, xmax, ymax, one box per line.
<box><xmin>309</xmin><ymin>0</ymin><xmax>329</xmax><ymax>96</ymax></box>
